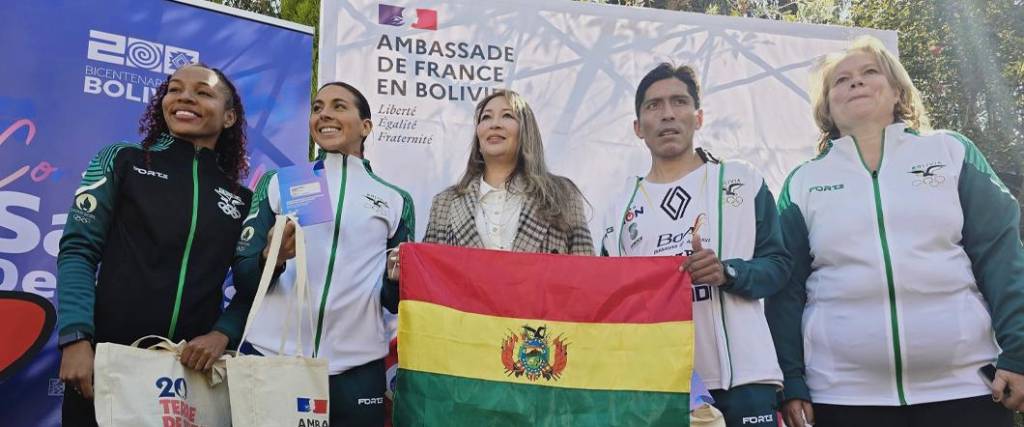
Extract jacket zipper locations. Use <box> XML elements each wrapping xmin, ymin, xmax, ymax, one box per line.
<box><xmin>168</xmin><ymin>148</ymin><xmax>200</xmax><ymax>338</ymax></box>
<box><xmin>853</xmin><ymin>134</ymin><xmax>907</xmax><ymax>405</ymax></box>
<box><xmin>715</xmin><ymin>162</ymin><xmax>735</xmax><ymax>388</ymax></box>
<box><xmin>314</xmin><ymin>156</ymin><xmax>348</xmax><ymax>356</ymax></box>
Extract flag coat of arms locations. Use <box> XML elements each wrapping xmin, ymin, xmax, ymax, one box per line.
<box><xmin>394</xmin><ymin>244</ymin><xmax>694</xmax><ymax>426</ymax></box>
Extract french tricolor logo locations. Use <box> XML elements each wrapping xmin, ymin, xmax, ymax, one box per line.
<box><xmin>378</xmin><ymin>3</ymin><xmax>438</xmax><ymax>30</ymax></box>
<box><xmin>296</xmin><ymin>397</ymin><xmax>328</xmax><ymax>414</ymax></box>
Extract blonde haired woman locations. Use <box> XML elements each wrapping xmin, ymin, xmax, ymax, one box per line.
<box><xmin>767</xmin><ymin>36</ymin><xmax>1024</xmax><ymax>427</ymax></box>
<box><xmin>423</xmin><ymin>89</ymin><xmax>592</xmax><ymax>254</ymax></box>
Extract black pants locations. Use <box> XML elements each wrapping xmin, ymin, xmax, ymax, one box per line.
<box><xmin>329</xmin><ymin>358</ymin><xmax>387</xmax><ymax>427</ymax></box>
<box><xmin>709</xmin><ymin>383</ymin><xmax>780</xmax><ymax>427</ymax></box>
<box><xmin>814</xmin><ymin>395</ymin><xmax>1014</xmax><ymax>427</ymax></box>
<box><xmin>61</xmin><ymin>384</ymin><xmax>98</xmax><ymax>427</ymax></box>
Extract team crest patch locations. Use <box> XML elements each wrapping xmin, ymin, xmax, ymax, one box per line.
<box><xmin>909</xmin><ymin>163</ymin><xmax>946</xmax><ymax>187</ymax></box>
<box><xmin>501</xmin><ymin>325</ymin><xmax>568</xmax><ymax>382</ymax></box>
<box><xmin>215</xmin><ymin>187</ymin><xmax>244</xmax><ymax>219</ymax></box>
<box><xmin>723</xmin><ymin>180</ymin><xmax>744</xmax><ymax>207</ymax></box>
<box><xmin>364</xmin><ymin>193</ymin><xmax>389</xmax><ymax>215</ymax></box>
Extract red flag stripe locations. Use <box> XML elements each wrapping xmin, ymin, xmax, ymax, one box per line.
<box><xmin>399</xmin><ymin>244</ymin><xmax>692</xmax><ymax>323</ymax></box>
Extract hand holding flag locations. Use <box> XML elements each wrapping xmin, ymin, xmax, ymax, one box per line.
<box><xmin>681</xmin><ymin>231</ymin><xmax>726</xmax><ymax>286</ymax></box>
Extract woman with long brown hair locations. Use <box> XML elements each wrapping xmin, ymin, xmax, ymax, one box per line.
<box><xmin>422</xmin><ymin>89</ymin><xmax>592</xmax><ymax>254</ymax></box>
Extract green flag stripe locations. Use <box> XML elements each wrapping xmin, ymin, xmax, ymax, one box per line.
<box><xmin>395</xmin><ymin>370</ymin><xmax>690</xmax><ymax>427</ymax></box>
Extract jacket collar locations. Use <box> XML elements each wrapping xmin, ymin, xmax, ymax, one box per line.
<box><xmin>828</xmin><ymin>122</ymin><xmax>909</xmax><ymax>161</ymax></box>
<box><xmin>454</xmin><ymin>176</ymin><xmax>543</xmax><ymax>251</ymax></box>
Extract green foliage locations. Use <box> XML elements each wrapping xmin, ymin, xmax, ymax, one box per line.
<box><xmin>851</xmin><ymin>0</ymin><xmax>1023</xmax><ymax>183</ymax></box>
<box><xmin>207</xmin><ymin>0</ymin><xmax>278</xmax><ymax>15</ymax></box>
<box><xmin>663</xmin><ymin>0</ymin><xmax>1024</xmax><ymax>187</ymax></box>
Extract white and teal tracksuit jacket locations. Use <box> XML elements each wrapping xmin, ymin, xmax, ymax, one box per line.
<box><xmin>234</xmin><ymin>153</ymin><xmax>414</xmax><ymax>375</ymax></box>
<box><xmin>767</xmin><ymin>123</ymin><xmax>1024</xmax><ymax>406</ymax></box>
<box><xmin>600</xmin><ymin>158</ymin><xmax>789</xmax><ymax>390</ymax></box>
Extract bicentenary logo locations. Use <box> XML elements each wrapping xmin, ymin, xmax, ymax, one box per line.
<box><xmin>84</xmin><ymin>30</ymin><xmax>200</xmax><ymax>104</ymax></box>
<box><xmin>87</xmin><ymin>30</ymin><xmax>198</xmax><ymax>74</ymax></box>
<box><xmin>378</xmin><ymin>4</ymin><xmax>438</xmax><ymax>30</ymax></box>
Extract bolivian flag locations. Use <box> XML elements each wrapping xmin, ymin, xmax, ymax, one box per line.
<box><xmin>394</xmin><ymin>244</ymin><xmax>693</xmax><ymax>426</ymax></box>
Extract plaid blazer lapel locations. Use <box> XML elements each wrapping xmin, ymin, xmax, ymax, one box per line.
<box><xmin>451</xmin><ymin>180</ymin><xmax>485</xmax><ymax>248</ymax></box>
<box><xmin>511</xmin><ymin>194</ymin><xmax>548</xmax><ymax>253</ymax></box>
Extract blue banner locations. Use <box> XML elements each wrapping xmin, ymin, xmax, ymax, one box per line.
<box><xmin>0</xmin><ymin>1</ymin><xmax>313</xmax><ymax>424</ymax></box>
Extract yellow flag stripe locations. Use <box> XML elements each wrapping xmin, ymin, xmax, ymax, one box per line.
<box><xmin>397</xmin><ymin>300</ymin><xmax>693</xmax><ymax>393</ymax></box>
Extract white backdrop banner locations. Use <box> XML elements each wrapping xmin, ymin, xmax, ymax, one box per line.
<box><xmin>319</xmin><ymin>0</ymin><xmax>896</xmax><ymax>241</ymax></box>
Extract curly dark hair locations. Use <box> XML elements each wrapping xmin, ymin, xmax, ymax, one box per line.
<box><xmin>138</xmin><ymin>63</ymin><xmax>248</xmax><ymax>184</ymax></box>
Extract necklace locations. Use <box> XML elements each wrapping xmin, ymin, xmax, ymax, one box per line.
<box><xmin>478</xmin><ymin>186</ymin><xmax>519</xmax><ymax>229</ymax></box>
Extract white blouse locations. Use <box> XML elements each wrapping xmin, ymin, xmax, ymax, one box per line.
<box><xmin>474</xmin><ymin>177</ymin><xmax>524</xmax><ymax>250</ymax></box>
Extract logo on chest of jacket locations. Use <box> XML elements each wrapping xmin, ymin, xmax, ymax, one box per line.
<box><xmin>625</xmin><ymin>222</ymin><xmax>645</xmax><ymax>250</ymax></box>
<box><xmin>624</xmin><ymin>205</ymin><xmax>644</xmax><ymax>223</ymax></box>
<box><xmin>364</xmin><ymin>193</ymin><xmax>390</xmax><ymax>215</ymax></box>
<box><xmin>660</xmin><ymin>186</ymin><xmax>692</xmax><ymax>220</ymax></box>
<box><xmin>723</xmin><ymin>179</ymin><xmax>744</xmax><ymax>207</ymax></box>
<box><xmin>808</xmin><ymin>184</ymin><xmax>845</xmax><ymax>193</ymax></box>
<box><xmin>909</xmin><ymin>162</ymin><xmax>947</xmax><ymax>187</ymax></box>
<box><xmin>132</xmin><ymin>165</ymin><xmax>168</xmax><ymax>180</ymax></box>
<box><xmin>214</xmin><ymin>187</ymin><xmax>244</xmax><ymax>219</ymax></box>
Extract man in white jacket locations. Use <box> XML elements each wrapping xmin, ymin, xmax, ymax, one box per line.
<box><xmin>600</xmin><ymin>63</ymin><xmax>789</xmax><ymax>427</ymax></box>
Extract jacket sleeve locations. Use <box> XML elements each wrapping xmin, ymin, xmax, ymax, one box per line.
<box><xmin>211</xmin><ymin>188</ymin><xmax>257</xmax><ymax>347</ymax></box>
<box><xmin>720</xmin><ymin>180</ymin><xmax>791</xmax><ymax>300</ymax></box>
<box><xmin>381</xmin><ymin>190</ymin><xmax>415</xmax><ymax>314</ymax></box>
<box><xmin>951</xmin><ymin>132</ymin><xmax>1024</xmax><ymax>374</ymax></box>
<box><xmin>765</xmin><ymin>170</ymin><xmax>813</xmax><ymax>402</ymax></box>
<box><xmin>564</xmin><ymin>179</ymin><xmax>595</xmax><ymax>256</ymax></box>
<box><xmin>56</xmin><ymin>144</ymin><xmax>130</xmax><ymax>337</ymax></box>
<box><xmin>422</xmin><ymin>192</ymin><xmax>449</xmax><ymax>244</ymax></box>
<box><xmin>223</xmin><ymin>171</ymin><xmax>280</xmax><ymax>343</ymax></box>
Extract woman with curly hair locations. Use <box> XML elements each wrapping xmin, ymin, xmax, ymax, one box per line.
<box><xmin>421</xmin><ymin>89</ymin><xmax>592</xmax><ymax>254</ymax></box>
<box><xmin>56</xmin><ymin>64</ymin><xmax>253</xmax><ymax>426</ymax></box>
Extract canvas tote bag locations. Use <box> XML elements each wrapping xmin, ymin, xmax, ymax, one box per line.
<box><xmin>227</xmin><ymin>215</ymin><xmax>331</xmax><ymax>426</ymax></box>
<box><xmin>94</xmin><ymin>335</ymin><xmax>232</xmax><ymax>427</ymax></box>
